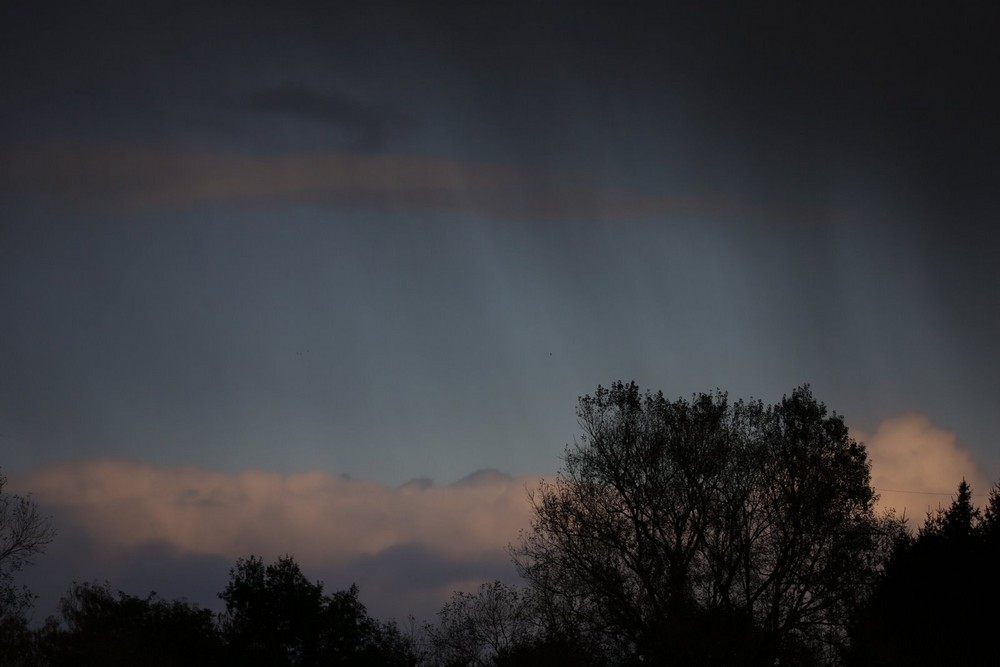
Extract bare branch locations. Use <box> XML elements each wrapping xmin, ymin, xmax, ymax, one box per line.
<box><xmin>0</xmin><ymin>471</ymin><xmax>56</xmax><ymax>574</ymax></box>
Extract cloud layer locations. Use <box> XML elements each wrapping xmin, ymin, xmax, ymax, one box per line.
<box><xmin>16</xmin><ymin>460</ymin><xmax>541</xmax><ymax>568</ymax></box>
<box><xmin>12</xmin><ymin>461</ymin><xmax>543</xmax><ymax>623</ymax></box>
<box><xmin>10</xmin><ymin>412</ymin><xmax>990</xmax><ymax>622</ymax></box>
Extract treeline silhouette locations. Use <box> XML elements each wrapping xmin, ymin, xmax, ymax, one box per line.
<box><xmin>3</xmin><ymin>384</ymin><xmax>1000</xmax><ymax>666</ymax></box>
<box><xmin>1</xmin><ymin>555</ymin><xmax>418</xmax><ymax>667</ymax></box>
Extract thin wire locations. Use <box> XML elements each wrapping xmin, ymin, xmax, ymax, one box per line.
<box><xmin>875</xmin><ymin>487</ymin><xmax>991</xmax><ymax>497</ymax></box>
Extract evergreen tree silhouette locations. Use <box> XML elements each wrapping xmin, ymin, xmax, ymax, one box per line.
<box><xmin>847</xmin><ymin>478</ymin><xmax>998</xmax><ymax>666</ymax></box>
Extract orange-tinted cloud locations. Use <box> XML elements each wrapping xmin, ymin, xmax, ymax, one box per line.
<box><xmin>2</xmin><ymin>143</ymin><xmax>827</xmax><ymax>225</ymax></box>
<box><xmin>10</xmin><ymin>414</ymin><xmax>989</xmax><ymax>619</ymax></box>
<box><xmin>859</xmin><ymin>413</ymin><xmax>989</xmax><ymax>524</ymax></box>
<box><xmin>15</xmin><ymin>414</ymin><xmax>988</xmax><ymax>563</ymax></box>
<box><xmin>15</xmin><ymin>459</ymin><xmax>543</xmax><ymax>573</ymax></box>
<box><xmin>16</xmin><ymin>414</ymin><xmax>987</xmax><ymax>566</ymax></box>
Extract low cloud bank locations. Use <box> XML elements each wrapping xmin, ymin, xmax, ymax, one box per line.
<box><xmin>9</xmin><ymin>412</ymin><xmax>990</xmax><ymax>622</ymax></box>
<box><xmin>18</xmin><ymin>460</ymin><xmax>540</xmax><ymax>567</ymax></box>
<box><xmin>12</xmin><ymin>462</ymin><xmax>544</xmax><ymax>623</ymax></box>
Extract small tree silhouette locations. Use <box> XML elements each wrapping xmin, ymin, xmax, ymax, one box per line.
<box><xmin>0</xmin><ymin>469</ymin><xmax>56</xmax><ymax>618</ymax></box>
<box><xmin>921</xmin><ymin>478</ymin><xmax>981</xmax><ymax>542</ymax></box>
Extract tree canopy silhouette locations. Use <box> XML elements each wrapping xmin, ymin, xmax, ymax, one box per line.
<box><xmin>425</xmin><ymin>581</ymin><xmax>534</xmax><ymax>666</ymax></box>
<box><xmin>40</xmin><ymin>581</ymin><xmax>221</xmax><ymax>666</ymax></box>
<box><xmin>425</xmin><ymin>580</ymin><xmax>604</xmax><ymax>667</ymax></box>
<box><xmin>219</xmin><ymin>554</ymin><xmax>417</xmax><ymax>666</ymax></box>
<box><xmin>511</xmin><ymin>382</ymin><xmax>897</xmax><ymax>665</ymax></box>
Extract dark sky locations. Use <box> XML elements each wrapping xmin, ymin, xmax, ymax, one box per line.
<box><xmin>2</xmin><ymin>0</ymin><xmax>999</xmax><ymax>624</ymax></box>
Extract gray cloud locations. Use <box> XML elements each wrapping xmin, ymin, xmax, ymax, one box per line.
<box><xmin>243</xmin><ymin>84</ymin><xmax>408</xmax><ymax>150</ymax></box>
<box><xmin>338</xmin><ymin>542</ymin><xmax>518</xmax><ymax>624</ymax></box>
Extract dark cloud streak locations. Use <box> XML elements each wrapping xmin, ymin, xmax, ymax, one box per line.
<box><xmin>243</xmin><ymin>84</ymin><xmax>410</xmax><ymax>151</ymax></box>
